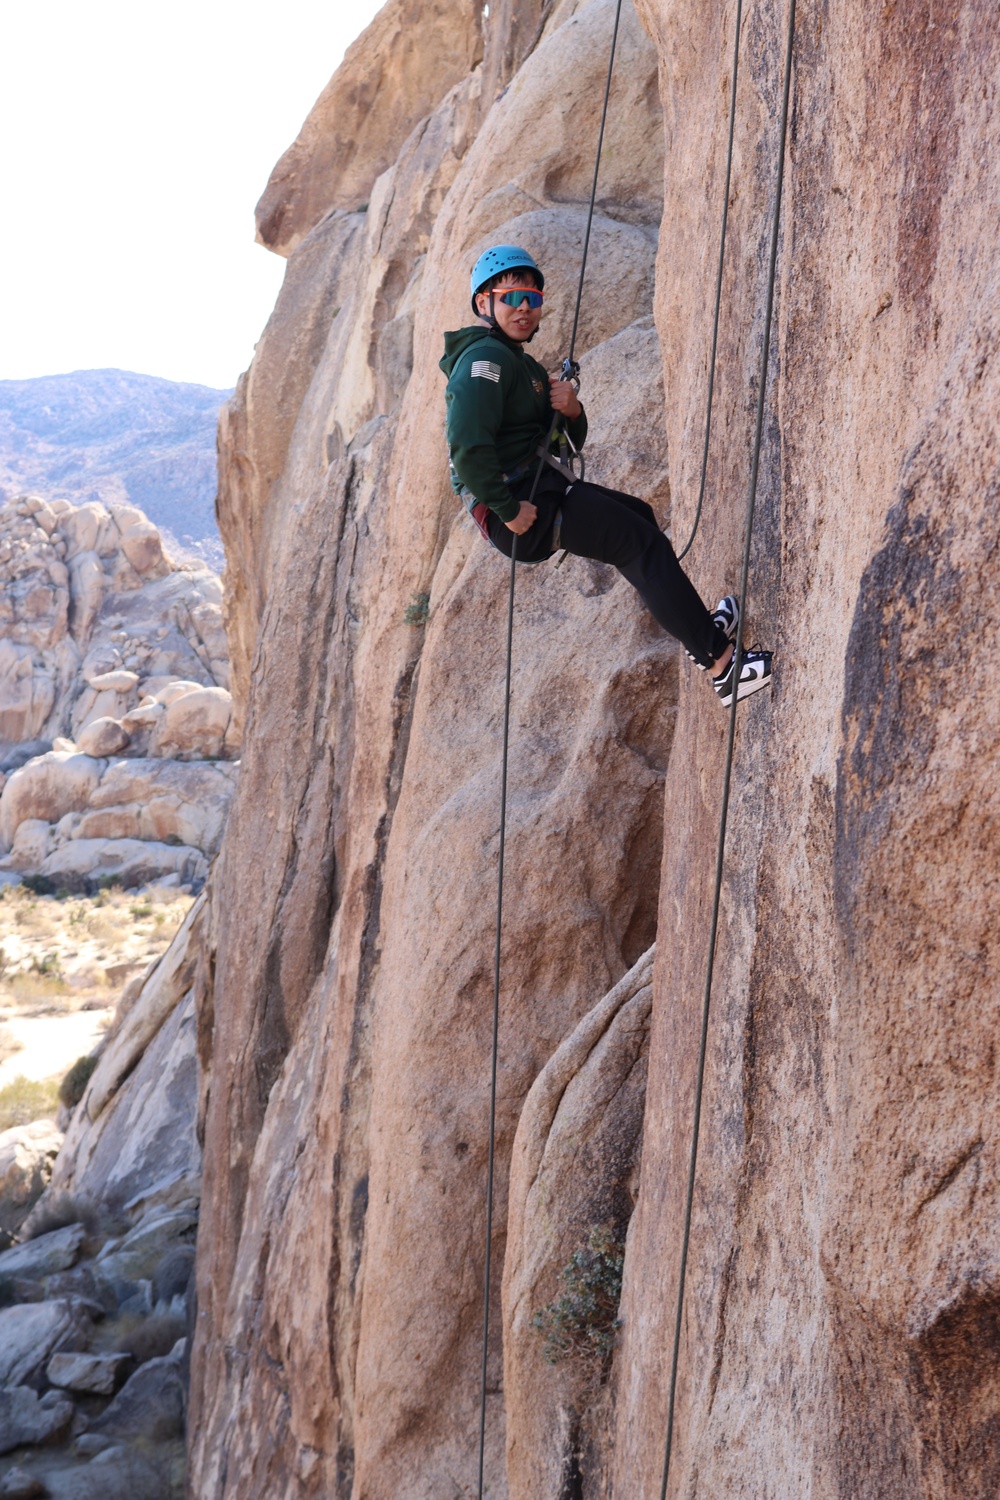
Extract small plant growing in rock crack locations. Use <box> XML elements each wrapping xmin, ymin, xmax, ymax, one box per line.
<box><xmin>403</xmin><ymin>591</ymin><xmax>430</xmax><ymax>627</ymax></box>
<box><xmin>532</xmin><ymin>1223</ymin><xmax>625</xmax><ymax>1366</ymax></box>
<box><xmin>59</xmin><ymin>1054</ymin><xmax>99</xmax><ymax>1110</ymax></box>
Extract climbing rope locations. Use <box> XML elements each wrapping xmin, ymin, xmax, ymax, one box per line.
<box><xmin>659</xmin><ymin>1</ymin><xmax>797</xmax><ymax>1495</ymax></box>
<box><xmin>476</xmin><ymin>538</ymin><xmax>516</xmax><ymax>1500</ymax></box>
<box><xmin>675</xmin><ymin>0</ymin><xmax>745</xmax><ymax>563</ymax></box>
<box><xmin>475</xmin><ymin>4</ymin><xmax>625</xmax><ymax>1495</ymax></box>
<box><xmin>567</xmin><ymin>0</ymin><xmax>625</xmax><ymax>371</ymax></box>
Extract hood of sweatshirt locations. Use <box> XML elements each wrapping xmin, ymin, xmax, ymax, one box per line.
<box><xmin>439</xmin><ymin>324</ymin><xmax>523</xmax><ymax>378</ymax></box>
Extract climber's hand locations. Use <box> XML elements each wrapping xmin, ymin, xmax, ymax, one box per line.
<box><xmin>549</xmin><ymin>377</ymin><xmax>582</xmax><ymax>420</ymax></box>
<box><xmin>505</xmin><ymin>501</ymin><xmax>537</xmax><ymax>534</ymax></box>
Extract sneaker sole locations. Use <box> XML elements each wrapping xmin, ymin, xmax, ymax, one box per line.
<box><xmin>717</xmin><ymin>671</ymin><xmax>773</xmax><ymax>708</ymax></box>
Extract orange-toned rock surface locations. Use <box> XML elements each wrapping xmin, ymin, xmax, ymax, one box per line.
<box><xmin>182</xmin><ymin>0</ymin><xmax>1000</xmax><ymax>1496</ymax></box>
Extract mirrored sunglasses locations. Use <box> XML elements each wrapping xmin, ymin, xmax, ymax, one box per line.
<box><xmin>495</xmin><ymin>287</ymin><xmax>544</xmax><ymax>309</ymax></box>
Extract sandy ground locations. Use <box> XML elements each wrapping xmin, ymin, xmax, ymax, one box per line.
<box><xmin>0</xmin><ymin>884</ymin><xmax>194</xmax><ymax>1105</ymax></box>
<box><xmin>0</xmin><ymin>1009</ymin><xmax>115</xmax><ymax>1088</ymax></box>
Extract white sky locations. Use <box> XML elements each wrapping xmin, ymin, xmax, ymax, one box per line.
<box><xmin>0</xmin><ymin>0</ymin><xmax>386</xmax><ymax>391</ymax></box>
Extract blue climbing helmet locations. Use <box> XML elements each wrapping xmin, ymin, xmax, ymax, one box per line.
<box><xmin>469</xmin><ymin>245</ymin><xmax>544</xmax><ymax>314</ymax></box>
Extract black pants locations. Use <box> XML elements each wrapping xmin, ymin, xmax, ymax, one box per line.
<box><xmin>486</xmin><ymin>470</ymin><xmax>728</xmax><ymax>668</ymax></box>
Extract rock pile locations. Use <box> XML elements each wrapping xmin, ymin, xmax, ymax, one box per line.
<box><xmin>0</xmin><ymin>1175</ymin><xmax>194</xmax><ymax>1498</ymax></box>
<box><xmin>0</xmin><ymin>494</ymin><xmax>238</xmax><ymax>891</ymax></box>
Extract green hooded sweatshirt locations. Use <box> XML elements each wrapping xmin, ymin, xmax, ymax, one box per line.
<box><xmin>439</xmin><ymin>325</ymin><xmax>588</xmax><ymax>523</ymax></box>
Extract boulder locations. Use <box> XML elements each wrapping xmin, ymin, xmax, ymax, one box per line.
<box><xmin>66</xmin><ymin>553</ymin><xmax>104</xmax><ymax>643</ymax></box>
<box><xmin>59</xmin><ymin>503</ymin><xmax>105</xmax><ymax>561</ymax></box>
<box><xmin>0</xmin><ymin>1468</ymin><xmax>47</xmax><ymax>1499</ymax></box>
<box><xmin>154</xmin><ymin>687</ymin><xmax>232</xmax><ymax>759</ymax></box>
<box><xmin>118</xmin><ymin>702</ymin><xmax>162</xmax><ymax>731</ymax></box>
<box><xmin>0</xmin><ymin>1386</ymin><xmax>74</xmax><ymax>1457</ymax></box>
<box><xmin>0</xmin><ymin>1224</ymin><xmax>86</xmax><ymax>1280</ymax></box>
<box><xmin>75</xmin><ymin>719</ymin><xmax>130</xmax><ymax>759</ymax></box>
<box><xmin>0</xmin><ymin>1122</ymin><xmax>63</xmax><ymax>1238</ymax></box>
<box><xmin>0</xmin><ymin>753</ymin><xmax>103</xmax><ymax>853</ymax></box>
<box><xmin>82</xmin><ymin>671</ymin><xmax>138</xmax><ymax>695</ymax></box>
<box><xmin>95</xmin><ymin>1209</ymin><xmax>197</xmax><ymax>1286</ymax></box>
<box><xmin>0</xmin><ymin>1301</ymin><xmax>87</xmax><ymax>1386</ymax></box>
<box><xmin>146</xmin><ymin>680</ymin><xmax>200</xmax><ymax>707</ymax></box>
<box><xmin>70</xmin><ymin>806</ymin><xmax>141</xmax><ymax>842</ymax></box>
<box><xmin>40</xmin><ymin>838</ymin><xmax>206</xmax><ymax>893</ymax></box>
<box><xmin>4</xmin><ymin>818</ymin><xmax>52</xmax><ymax>870</ymax></box>
<box><xmin>0</xmin><ymin>642</ymin><xmax>55</xmax><ymax>747</ymax></box>
<box><xmin>151</xmin><ymin>1246</ymin><xmax>196</xmax><ymax>1307</ymax></box>
<box><xmin>46</xmin><ymin>1351</ymin><xmax>132</xmax><ymax>1396</ymax></box>
<box><xmin>90</xmin><ymin>1348</ymin><xmax>185</xmax><ymax>1442</ymax></box>
<box><xmin>119</xmin><ymin>521</ymin><xmax>165</xmax><ymax>577</ymax></box>
<box><xmin>41</xmin><ymin>1445</ymin><xmax>174</xmax><ymax>1500</ymax></box>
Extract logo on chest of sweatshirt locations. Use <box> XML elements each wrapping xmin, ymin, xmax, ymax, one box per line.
<box><xmin>471</xmin><ymin>360</ymin><xmax>501</xmax><ymax>383</ymax></box>
<box><xmin>531</xmin><ymin>378</ymin><xmax>544</xmax><ymax>394</ymax></box>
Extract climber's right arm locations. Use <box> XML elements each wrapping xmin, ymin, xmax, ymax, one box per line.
<box><xmin>445</xmin><ymin>353</ymin><xmax>521</xmax><ymax>524</ymax></box>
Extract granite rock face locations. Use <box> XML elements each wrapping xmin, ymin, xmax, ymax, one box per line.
<box><xmin>184</xmin><ymin>0</ymin><xmax>1000</xmax><ymax>1497</ymax></box>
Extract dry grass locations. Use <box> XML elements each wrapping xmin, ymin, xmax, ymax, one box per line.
<box><xmin>0</xmin><ymin>1075</ymin><xmax>59</xmax><ymax>1130</ymax></box>
<box><xmin>6</xmin><ymin>970</ymin><xmax>74</xmax><ymax>1016</ymax></box>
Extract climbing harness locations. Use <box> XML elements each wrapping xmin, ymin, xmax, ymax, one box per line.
<box><xmin>474</xmin><ymin>3</ymin><xmax>625</xmax><ymax>1497</ymax></box>
<box><xmin>659</xmin><ymin>1</ymin><xmax>797</xmax><ymax>1495</ymax></box>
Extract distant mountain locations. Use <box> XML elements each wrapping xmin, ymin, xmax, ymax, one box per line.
<box><xmin>0</xmin><ymin>369</ymin><xmax>232</xmax><ymax>571</ymax></box>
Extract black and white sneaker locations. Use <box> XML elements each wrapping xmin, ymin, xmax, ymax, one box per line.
<box><xmin>687</xmin><ymin>595</ymin><xmax>740</xmax><ymax>670</ymax></box>
<box><xmin>712</xmin><ymin>646</ymin><xmax>773</xmax><ymax>707</ymax></box>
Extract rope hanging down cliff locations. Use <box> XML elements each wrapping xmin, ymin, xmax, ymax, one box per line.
<box><xmin>659</xmin><ymin>0</ymin><xmax>797</xmax><ymax>1493</ymax></box>
<box><xmin>475</xmin><ymin>4</ymin><xmax>625</xmax><ymax>1497</ymax></box>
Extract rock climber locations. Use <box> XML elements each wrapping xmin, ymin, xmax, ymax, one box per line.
<box><xmin>439</xmin><ymin>244</ymin><xmax>773</xmax><ymax>705</ymax></box>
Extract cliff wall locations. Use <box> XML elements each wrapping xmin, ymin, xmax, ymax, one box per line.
<box><xmin>189</xmin><ymin>1</ymin><xmax>1000</xmax><ymax>1496</ymax></box>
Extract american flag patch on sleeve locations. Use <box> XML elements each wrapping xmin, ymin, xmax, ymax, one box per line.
<box><xmin>470</xmin><ymin>359</ymin><xmax>501</xmax><ymax>383</ymax></box>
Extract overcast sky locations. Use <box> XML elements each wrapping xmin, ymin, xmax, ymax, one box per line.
<box><xmin>0</xmin><ymin>0</ymin><xmax>385</xmax><ymax>391</ymax></box>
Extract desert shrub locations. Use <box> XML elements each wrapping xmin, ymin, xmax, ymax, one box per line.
<box><xmin>403</xmin><ymin>591</ymin><xmax>430</xmax><ymax>626</ymax></box>
<box><xmin>20</xmin><ymin>874</ymin><xmax>55</xmax><ymax>897</ymax></box>
<box><xmin>532</xmin><ymin>1224</ymin><xmax>625</xmax><ymax>1367</ymax></box>
<box><xmin>114</xmin><ymin>1311</ymin><xmax>187</xmax><ymax>1364</ymax></box>
<box><xmin>59</xmin><ymin>1054</ymin><xmax>99</xmax><ymax>1109</ymax></box>
<box><xmin>30</xmin><ymin>951</ymin><xmax>62</xmax><ymax>976</ymax></box>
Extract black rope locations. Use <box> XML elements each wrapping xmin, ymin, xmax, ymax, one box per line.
<box><xmin>675</xmin><ymin>0</ymin><xmax>745</xmax><ymax>563</ymax></box>
<box><xmin>567</xmin><ymin>0</ymin><xmax>625</xmax><ymax>367</ymax></box>
<box><xmin>476</xmin><ymin>536</ymin><xmax>517</xmax><ymax>1500</ymax></box>
<box><xmin>475</xmin><ymin>4</ymin><xmax>625</xmax><ymax>1494</ymax></box>
<box><xmin>659</xmin><ymin>0</ymin><xmax>796</xmax><ymax>1495</ymax></box>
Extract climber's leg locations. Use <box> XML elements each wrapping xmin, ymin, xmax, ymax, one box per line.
<box><xmin>557</xmin><ymin>480</ymin><xmax>729</xmax><ymax>668</ymax></box>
